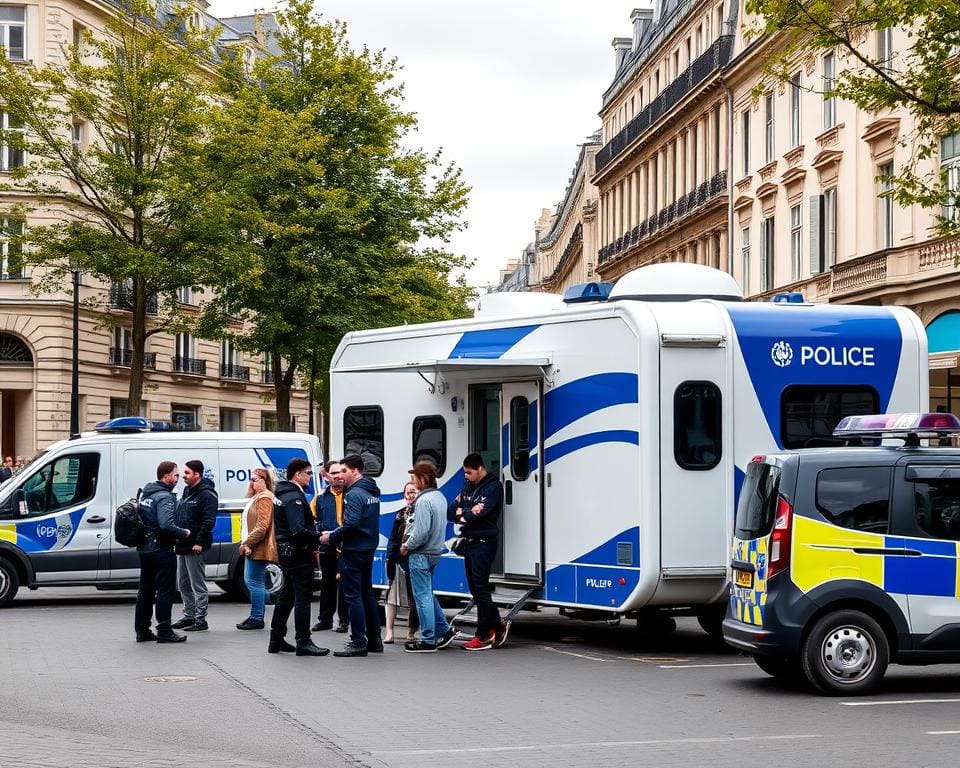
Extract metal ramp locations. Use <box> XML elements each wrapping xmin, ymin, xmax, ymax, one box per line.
<box><xmin>450</xmin><ymin>584</ymin><xmax>540</xmax><ymax>634</ymax></box>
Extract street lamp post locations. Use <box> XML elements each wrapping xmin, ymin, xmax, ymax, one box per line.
<box><xmin>69</xmin><ymin>267</ymin><xmax>80</xmax><ymax>437</ymax></box>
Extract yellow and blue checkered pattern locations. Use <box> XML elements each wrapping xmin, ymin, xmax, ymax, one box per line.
<box><xmin>729</xmin><ymin>536</ymin><xmax>768</xmax><ymax>626</ymax></box>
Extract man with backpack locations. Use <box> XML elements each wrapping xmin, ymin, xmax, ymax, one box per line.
<box><xmin>172</xmin><ymin>460</ymin><xmax>218</xmax><ymax>632</ymax></box>
<box><xmin>135</xmin><ymin>461</ymin><xmax>192</xmax><ymax>643</ymax></box>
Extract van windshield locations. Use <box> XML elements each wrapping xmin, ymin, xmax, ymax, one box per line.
<box><xmin>735</xmin><ymin>462</ymin><xmax>781</xmax><ymax>540</ymax></box>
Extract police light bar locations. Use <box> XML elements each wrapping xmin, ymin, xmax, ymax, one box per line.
<box><xmin>562</xmin><ymin>282</ymin><xmax>614</xmax><ymax>304</ymax></box>
<box><xmin>94</xmin><ymin>417</ymin><xmax>173</xmax><ymax>433</ymax></box>
<box><xmin>833</xmin><ymin>413</ymin><xmax>960</xmax><ymax>438</ymax></box>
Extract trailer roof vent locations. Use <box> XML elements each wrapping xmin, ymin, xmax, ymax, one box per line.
<box><xmin>474</xmin><ymin>291</ymin><xmax>566</xmax><ymax>317</ymax></box>
<box><xmin>608</xmin><ymin>263</ymin><xmax>743</xmax><ymax>302</ymax></box>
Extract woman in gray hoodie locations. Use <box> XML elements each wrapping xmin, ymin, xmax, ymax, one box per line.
<box><xmin>401</xmin><ymin>461</ymin><xmax>457</xmax><ymax>653</ymax></box>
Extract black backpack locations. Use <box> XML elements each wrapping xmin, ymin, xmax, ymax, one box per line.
<box><xmin>114</xmin><ymin>490</ymin><xmax>145</xmax><ymax>547</ymax></box>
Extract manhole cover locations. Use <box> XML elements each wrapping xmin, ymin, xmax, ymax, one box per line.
<box><xmin>142</xmin><ymin>676</ymin><xmax>198</xmax><ymax>683</ymax></box>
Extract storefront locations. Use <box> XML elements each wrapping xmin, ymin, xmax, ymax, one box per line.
<box><xmin>928</xmin><ymin>310</ymin><xmax>960</xmax><ymax>417</ymax></box>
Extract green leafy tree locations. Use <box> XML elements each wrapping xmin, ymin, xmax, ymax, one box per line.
<box><xmin>0</xmin><ymin>0</ymin><xmax>252</xmax><ymax>415</ymax></box>
<box><xmin>201</xmin><ymin>0</ymin><xmax>472</xmax><ymax>430</ymax></box>
<box><xmin>746</xmin><ymin>0</ymin><xmax>960</xmax><ymax>233</ymax></box>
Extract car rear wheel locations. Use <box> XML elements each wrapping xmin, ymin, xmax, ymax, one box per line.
<box><xmin>801</xmin><ymin>610</ymin><xmax>889</xmax><ymax>695</ymax></box>
<box><xmin>0</xmin><ymin>557</ymin><xmax>19</xmax><ymax>607</ymax></box>
<box><xmin>754</xmin><ymin>654</ymin><xmax>802</xmax><ymax>680</ymax></box>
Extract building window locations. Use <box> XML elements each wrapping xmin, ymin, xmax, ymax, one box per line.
<box><xmin>696</xmin><ymin>25</ymin><xmax>703</xmax><ymax>56</ymax></box>
<box><xmin>789</xmin><ymin>72</ymin><xmax>801</xmax><ymax>148</ymax></box>
<box><xmin>878</xmin><ymin>162</ymin><xmax>894</xmax><ymax>249</ymax></box>
<box><xmin>691</xmin><ymin>123</ymin><xmax>698</xmax><ymax>187</ymax></box>
<box><xmin>816</xmin><ymin>467</ymin><xmax>891</xmax><ymax>534</ymax></box>
<box><xmin>0</xmin><ymin>111</ymin><xmax>25</xmax><ymax>171</ymax></box>
<box><xmin>740</xmin><ymin>226</ymin><xmax>750</xmax><ymax>295</ymax></box>
<box><xmin>71</xmin><ymin>122</ymin><xmax>82</xmax><ymax>154</ymax></box>
<box><xmin>822</xmin><ymin>52</ymin><xmax>836</xmax><ymax>130</ymax></box>
<box><xmin>941</xmin><ymin>132</ymin><xmax>960</xmax><ymax>223</ymax></box>
<box><xmin>0</xmin><ymin>7</ymin><xmax>25</xmax><ymax>61</ymax></box>
<box><xmin>220</xmin><ymin>407</ymin><xmax>243</xmax><ymax>431</ymax></box>
<box><xmin>111</xmin><ymin>326</ymin><xmax>131</xmax><ymax>365</ymax></box>
<box><xmin>781</xmin><ymin>385</ymin><xmax>879</xmax><ymax>449</ymax></box>
<box><xmin>764</xmin><ymin>93</ymin><xmax>774</xmax><ymax>164</ymax></box>
<box><xmin>72</xmin><ymin>20</ymin><xmax>84</xmax><ymax>49</ymax></box>
<box><xmin>674</xmin><ymin>381</ymin><xmax>722</xmax><ymax>470</ymax></box>
<box><xmin>260</xmin><ymin>411</ymin><xmax>278</xmax><ymax>431</ymax></box>
<box><xmin>877</xmin><ymin>27</ymin><xmax>893</xmax><ymax>70</ymax></box>
<box><xmin>741</xmin><ymin>109</ymin><xmax>750</xmax><ymax>177</ymax></box>
<box><xmin>171</xmin><ymin>403</ymin><xmax>199</xmax><ymax>431</ymax></box>
<box><xmin>760</xmin><ymin>216</ymin><xmax>774</xmax><ymax>291</ymax></box>
<box><xmin>343</xmin><ymin>405</ymin><xmax>384</xmax><ymax>477</ymax></box>
<box><xmin>712</xmin><ymin>106</ymin><xmax>721</xmax><ymax>175</ymax></box>
<box><xmin>110</xmin><ymin>397</ymin><xmax>145</xmax><ymax>418</ymax></box>
<box><xmin>824</xmin><ymin>187</ymin><xmax>837</xmax><ymax>266</ymax></box>
<box><xmin>0</xmin><ymin>217</ymin><xmax>24</xmax><ymax>279</ymax></box>
<box><xmin>174</xmin><ymin>332</ymin><xmax>204</xmax><ymax>374</ymax></box>
<box><xmin>177</xmin><ymin>285</ymin><xmax>194</xmax><ymax>305</ymax></box>
<box><xmin>412</xmin><ymin>415</ymin><xmax>446</xmax><ymax>475</ymax></box>
<box><xmin>790</xmin><ymin>203</ymin><xmax>802</xmax><ymax>281</ymax></box>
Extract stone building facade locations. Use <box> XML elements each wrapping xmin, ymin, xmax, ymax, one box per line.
<box><xmin>0</xmin><ymin>0</ymin><xmax>309</xmax><ymax>458</ymax></box>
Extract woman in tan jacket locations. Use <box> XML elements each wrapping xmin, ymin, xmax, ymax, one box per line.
<box><xmin>236</xmin><ymin>468</ymin><xmax>277</xmax><ymax>630</ymax></box>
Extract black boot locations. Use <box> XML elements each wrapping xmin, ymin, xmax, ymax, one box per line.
<box><xmin>268</xmin><ymin>635</ymin><xmax>296</xmax><ymax>654</ymax></box>
<box><xmin>333</xmin><ymin>641</ymin><xmax>368</xmax><ymax>658</ymax></box>
<box><xmin>136</xmin><ymin>630</ymin><xmax>157</xmax><ymax>643</ymax></box>
<box><xmin>156</xmin><ymin>630</ymin><xmax>187</xmax><ymax>644</ymax></box>
<box><xmin>296</xmin><ymin>639</ymin><xmax>330</xmax><ymax>657</ymax></box>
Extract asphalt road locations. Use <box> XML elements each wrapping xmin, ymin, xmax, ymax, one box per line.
<box><xmin>3</xmin><ymin>587</ymin><xmax>960</xmax><ymax>768</ymax></box>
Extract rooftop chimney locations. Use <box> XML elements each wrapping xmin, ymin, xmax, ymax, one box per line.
<box><xmin>631</xmin><ymin>7</ymin><xmax>654</xmax><ymax>50</ymax></box>
<box><xmin>612</xmin><ymin>37</ymin><xmax>632</xmax><ymax>73</ymax></box>
<box><xmin>253</xmin><ymin>9</ymin><xmax>266</xmax><ymax>47</ymax></box>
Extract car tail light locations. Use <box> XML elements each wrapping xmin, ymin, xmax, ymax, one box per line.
<box><xmin>767</xmin><ymin>496</ymin><xmax>793</xmax><ymax>579</ymax></box>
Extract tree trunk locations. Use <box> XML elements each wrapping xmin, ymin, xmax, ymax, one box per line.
<box><xmin>126</xmin><ymin>275</ymin><xmax>147</xmax><ymax>416</ymax></box>
<box><xmin>274</xmin><ymin>355</ymin><xmax>295</xmax><ymax>431</ymax></box>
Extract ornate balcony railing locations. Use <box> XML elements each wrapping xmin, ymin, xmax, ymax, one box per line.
<box><xmin>596</xmin><ymin>36</ymin><xmax>734</xmax><ymax>174</ymax></box>
<box><xmin>220</xmin><ymin>363</ymin><xmax>250</xmax><ymax>381</ymax></box>
<box><xmin>599</xmin><ymin>170</ymin><xmax>727</xmax><ymax>265</ymax></box>
<box><xmin>172</xmin><ymin>356</ymin><xmax>206</xmax><ymax>375</ymax></box>
<box><xmin>109</xmin><ymin>283</ymin><xmax>158</xmax><ymax>315</ymax></box>
<box><xmin>108</xmin><ymin>348</ymin><xmax>157</xmax><ymax>369</ymax></box>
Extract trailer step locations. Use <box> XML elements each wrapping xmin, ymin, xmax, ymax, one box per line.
<box><xmin>450</xmin><ymin>586</ymin><xmax>539</xmax><ymax>629</ymax></box>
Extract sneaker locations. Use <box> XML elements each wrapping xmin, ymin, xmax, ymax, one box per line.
<box><xmin>171</xmin><ymin>617</ymin><xmax>195</xmax><ymax>630</ymax></box>
<box><xmin>493</xmin><ymin>621</ymin><xmax>511</xmax><ymax>648</ymax></box>
<box><xmin>333</xmin><ymin>642</ymin><xmax>368</xmax><ymax>658</ymax></box>
<box><xmin>463</xmin><ymin>633</ymin><xmax>495</xmax><ymax>651</ymax></box>
<box><xmin>404</xmin><ymin>640</ymin><xmax>437</xmax><ymax>653</ymax></box>
<box><xmin>236</xmin><ymin>618</ymin><xmax>265</xmax><ymax>630</ymax></box>
<box><xmin>436</xmin><ymin>627</ymin><xmax>458</xmax><ymax>649</ymax></box>
<box><xmin>184</xmin><ymin>620</ymin><xmax>208</xmax><ymax>632</ymax></box>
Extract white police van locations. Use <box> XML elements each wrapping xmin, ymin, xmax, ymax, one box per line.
<box><xmin>0</xmin><ymin>418</ymin><xmax>322</xmax><ymax>606</ymax></box>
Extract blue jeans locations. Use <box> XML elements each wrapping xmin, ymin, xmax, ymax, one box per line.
<box><xmin>244</xmin><ymin>558</ymin><xmax>268</xmax><ymax>621</ymax></box>
<box><xmin>339</xmin><ymin>550</ymin><xmax>380</xmax><ymax>646</ymax></box>
<box><xmin>408</xmin><ymin>553</ymin><xmax>449</xmax><ymax>645</ymax></box>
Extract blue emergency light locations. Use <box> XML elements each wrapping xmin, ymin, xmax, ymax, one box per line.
<box><xmin>94</xmin><ymin>417</ymin><xmax>173</xmax><ymax>433</ymax></box>
<box><xmin>562</xmin><ymin>282</ymin><xmax>615</xmax><ymax>304</ymax></box>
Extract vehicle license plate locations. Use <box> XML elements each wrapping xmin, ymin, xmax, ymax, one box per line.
<box><xmin>735</xmin><ymin>569</ymin><xmax>753</xmax><ymax>588</ymax></box>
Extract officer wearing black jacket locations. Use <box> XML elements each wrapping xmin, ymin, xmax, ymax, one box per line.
<box><xmin>134</xmin><ymin>461</ymin><xmax>191</xmax><ymax>643</ymax></box>
<box><xmin>269</xmin><ymin>458</ymin><xmax>329</xmax><ymax>657</ymax></box>
<box><xmin>171</xmin><ymin>460</ymin><xmax>218</xmax><ymax>632</ymax></box>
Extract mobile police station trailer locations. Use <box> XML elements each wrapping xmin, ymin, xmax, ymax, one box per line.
<box><xmin>0</xmin><ymin>424</ymin><xmax>322</xmax><ymax>606</ymax></box>
<box><xmin>329</xmin><ymin>263</ymin><xmax>927</xmax><ymax>630</ymax></box>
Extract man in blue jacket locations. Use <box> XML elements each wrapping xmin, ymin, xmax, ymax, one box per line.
<box><xmin>135</xmin><ymin>461</ymin><xmax>192</xmax><ymax>643</ymax></box>
<box><xmin>171</xmin><ymin>460</ymin><xmax>218</xmax><ymax>632</ymax></box>
<box><xmin>321</xmin><ymin>453</ymin><xmax>381</xmax><ymax>657</ymax></box>
<box><xmin>447</xmin><ymin>453</ymin><xmax>506</xmax><ymax>650</ymax></box>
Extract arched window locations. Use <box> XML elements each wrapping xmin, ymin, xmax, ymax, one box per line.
<box><xmin>0</xmin><ymin>333</ymin><xmax>31</xmax><ymax>365</ymax></box>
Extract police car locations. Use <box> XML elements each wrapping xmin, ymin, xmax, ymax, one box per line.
<box><xmin>723</xmin><ymin>413</ymin><xmax>960</xmax><ymax>695</ymax></box>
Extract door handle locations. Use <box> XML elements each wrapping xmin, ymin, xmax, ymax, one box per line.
<box><xmin>504</xmin><ymin>480</ymin><xmax>513</xmax><ymax>505</ymax></box>
<box><xmin>86</xmin><ymin>515</ymin><xmax>106</xmax><ymax>524</ymax></box>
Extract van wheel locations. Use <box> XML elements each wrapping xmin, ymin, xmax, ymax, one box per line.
<box><xmin>801</xmin><ymin>610</ymin><xmax>889</xmax><ymax>695</ymax></box>
<box><xmin>0</xmin><ymin>557</ymin><xmax>20</xmax><ymax>607</ymax></box>
<box><xmin>754</xmin><ymin>655</ymin><xmax>802</xmax><ymax>680</ymax></box>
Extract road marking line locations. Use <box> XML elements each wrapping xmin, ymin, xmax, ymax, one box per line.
<box><xmin>373</xmin><ymin>734</ymin><xmax>822</xmax><ymax>756</ymax></box>
<box><xmin>659</xmin><ymin>662</ymin><xmax>755</xmax><ymax>669</ymax></box>
<box><xmin>540</xmin><ymin>646</ymin><xmax>617</xmax><ymax>663</ymax></box>
<box><xmin>841</xmin><ymin>698</ymin><xmax>960</xmax><ymax>707</ymax></box>
<box><xmin>927</xmin><ymin>731</ymin><xmax>960</xmax><ymax>735</ymax></box>
<box><xmin>617</xmin><ymin>655</ymin><xmax>688</xmax><ymax>663</ymax></box>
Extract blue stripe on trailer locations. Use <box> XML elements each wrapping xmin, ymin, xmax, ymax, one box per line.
<box><xmin>543</xmin><ymin>372</ymin><xmax>638</xmax><ymax>439</ymax></box>
<box><xmin>544</xmin><ymin>430</ymin><xmax>638</xmax><ymax>465</ymax></box>
<box><xmin>447</xmin><ymin>325</ymin><xmax>539</xmax><ymax>359</ymax></box>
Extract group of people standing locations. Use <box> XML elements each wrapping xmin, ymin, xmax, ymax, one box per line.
<box><xmin>133</xmin><ymin>450</ymin><xmax>510</xmax><ymax>656</ymax></box>
<box><xmin>0</xmin><ymin>454</ymin><xmax>27</xmax><ymax>482</ymax></box>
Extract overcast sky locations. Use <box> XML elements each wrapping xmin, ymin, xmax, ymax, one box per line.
<box><xmin>208</xmin><ymin>1</ymin><xmax>634</xmax><ymax>287</ymax></box>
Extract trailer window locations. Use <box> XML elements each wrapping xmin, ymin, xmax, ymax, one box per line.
<box><xmin>412</xmin><ymin>415</ymin><xmax>446</xmax><ymax>476</ymax></box>
<box><xmin>780</xmin><ymin>386</ymin><xmax>879</xmax><ymax>448</ymax></box>
<box><xmin>509</xmin><ymin>396</ymin><xmax>531</xmax><ymax>480</ymax></box>
<box><xmin>674</xmin><ymin>381</ymin><xmax>721</xmax><ymax>470</ymax></box>
<box><xmin>343</xmin><ymin>406</ymin><xmax>384</xmax><ymax>477</ymax></box>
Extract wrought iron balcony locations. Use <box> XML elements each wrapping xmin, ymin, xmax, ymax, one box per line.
<box><xmin>109</xmin><ymin>283</ymin><xmax>158</xmax><ymax>314</ymax></box>
<box><xmin>108</xmin><ymin>348</ymin><xmax>157</xmax><ymax>369</ymax></box>
<box><xmin>220</xmin><ymin>363</ymin><xmax>250</xmax><ymax>381</ymax></box>
<box><xmin>599</xmin><ymin>170</ymin><xmax>727</xmax><ymax>265</ymax></box>
<box><xmin>596</xmin><ymin>36</ymin><xmax>734</xmax><ymax>175</ymax></box>
<box><xmin>172</xmin><ymin>356</ymin><xmax>206</xmax><ymax>375</ymax></box>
